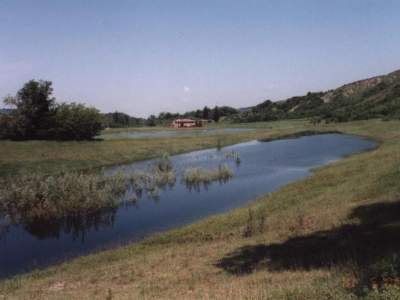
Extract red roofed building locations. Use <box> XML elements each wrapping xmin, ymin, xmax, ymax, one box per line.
<box><xmin>171</xmin><ymin>118</ymin><xmax>206</xmax><ymax>128</ymax></box>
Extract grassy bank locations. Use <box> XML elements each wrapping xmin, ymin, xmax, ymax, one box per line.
<box><xmin>0</xmin><ymin>120</ymin><xmax>310</xmax><ymax>177</ymax></box>
<box><xmin>1</xmin><ymin>119</ymin><xmax>400</xmax><ymax>299</ymax></box>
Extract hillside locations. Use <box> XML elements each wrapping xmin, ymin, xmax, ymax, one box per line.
<box><xmin>231</xmin><ymin>69</ymin><xmax>400</xmax><ymax>123</ymax></box>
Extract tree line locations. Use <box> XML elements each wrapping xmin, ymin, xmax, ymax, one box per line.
<box><xmin>0</xmin><ymin>80</ymin><xmax>239</xmax><ymax>140</ymax></box>
<box><xmin>145</xmin><ymin>106</ymin><xmax>238</xmax><ymax>127</ymax></box>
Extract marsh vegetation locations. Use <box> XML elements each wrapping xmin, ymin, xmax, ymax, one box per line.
<box><xmin>0</xmin><ymin>153</ymin><xmax>176</xmax><ymax>224</ymax></box>
<box><xmin>182</xmin><ymin>164</ymin><xmax>233</xmax><ymax>190</ymax></box>
<box><xmin>0</xmin><ymin>151</ymin><xmax>240</xmax><ymax>228</ymax></box>
<box><xmin>1</xmin><ymin>119</ymin><xmax>398</xmax><ymax>300</ymax></box>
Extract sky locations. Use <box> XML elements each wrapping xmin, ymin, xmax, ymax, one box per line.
<box><xmin>1</xmin><ymin>0</ymin><xmax>400</xmax><ymax>117</ymax></box>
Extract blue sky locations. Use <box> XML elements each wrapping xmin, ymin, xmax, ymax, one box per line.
<box><xmin>1</xmin><ymin>0</ymin><xmax>399</xmax><ymax>117</ymax></box>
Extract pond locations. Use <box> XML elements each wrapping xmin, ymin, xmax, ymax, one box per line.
<box><xmin>0</xmin><ymin>134</ymin><xmax>377</xmax><ymax>278</ymax></box>
<box><xmin>97</xmin><ymin>127</ymin><xmax>252</xmax><ymax>139</ymax></box>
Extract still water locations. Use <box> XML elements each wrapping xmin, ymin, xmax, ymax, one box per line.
<box><xmin>97</xmin><ymin>127</ymin><xmax>252</xmax><ymax>139</ymax></box>
<box><xmin>0</xmin><ymin>134</ymin><xmax>377</xmax><ymax>278</ymax></box>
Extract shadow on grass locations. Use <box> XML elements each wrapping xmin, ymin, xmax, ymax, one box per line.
<box><xmin>216</xmin><ymin>201</ymin><xmax>400</xmax><ymax>275</ymax></box>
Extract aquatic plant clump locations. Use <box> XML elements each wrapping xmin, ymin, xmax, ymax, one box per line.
<box><xmin>0</xmin><ymin>172</ymin><xmax>130</xmax><ymax>223</ymax></box>
<box><xmin>155</xmin><ymin>152</ymin><xmax>173</xmax><ymax>172</ymax></box>
<box><xmin>224</xmin><ymin>150</ymin><xmax>241</xmax><ymax>165</ymax></box>
<box><xmin>183</xmin><ymin>164</ymin><xmax>234</xmax><ymax>189</ymax></box>
<box><xmin>0</xmin><ymin>158</ymin><xmax>176</xmax><ymax>224</ymax></box>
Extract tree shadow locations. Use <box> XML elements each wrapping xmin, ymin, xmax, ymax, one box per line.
<box><xmin>216</xmin><ymin>201</ymin><xmax>400</xmax><ymax>275</ymax></box>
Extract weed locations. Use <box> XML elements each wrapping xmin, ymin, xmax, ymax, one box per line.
<box><xmin>242</xmin><ymin>206</ymin><xmax>267</xmax><ymax>237</ymax></box>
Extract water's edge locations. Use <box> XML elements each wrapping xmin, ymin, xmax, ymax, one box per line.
<box><xmin>0</xmin><ymin>132</ymin><xmax>379</xmax><ymax>280</ymax></box>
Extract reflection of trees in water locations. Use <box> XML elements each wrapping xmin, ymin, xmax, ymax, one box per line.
<box><xmin>184</xmin><ymin>177</ymin><xmax>232</xmax><ymax>193</ymax></box>
<box><xmin>22</xmin><ymin>208</ymin><xmax>117</xmax><ymax>241</ymax></box>
<box><xmin>0</xmin><ymin>221</ymin><xmax>10</xmax><ymax>240</ymax></box>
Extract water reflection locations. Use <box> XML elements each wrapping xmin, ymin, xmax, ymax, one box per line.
<box><xmin>0</xmin><ymin>221</ymin><xmax>10</xmax><ymax>240</ymax></box>
<box><xmin>21</xmin><ymin>209</ymin><xmax>118</xmax><ymax>241</ymax></box>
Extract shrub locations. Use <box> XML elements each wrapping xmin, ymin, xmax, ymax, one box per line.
<box><xmin>52</xmin><ymin>103</ymin><xmax>103</xmax><ymax>140</ymax></box>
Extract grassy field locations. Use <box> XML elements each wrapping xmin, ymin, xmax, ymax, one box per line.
<box><xmin>0</xmin><ymin>119</ymin><xmax>309</xmax><ymax>177</ymax></box>
<box><xmin>1</xmin><ymin>119</ymin><xmax>400</xmax><ymax>299</ymax></box>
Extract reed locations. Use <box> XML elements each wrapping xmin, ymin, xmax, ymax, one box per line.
<box><xmin>0</xmin><ymin>154</ymin><xmax>176</xmax><ymax>223</ymax></box>
<box><xmin>224</xmin><ymin>150</ymin><xmax>241</xmax><ymax>165</ymax></box>
<box><xmin>183</xmin><ymin>164</ymin><xmax>233</xmax><ymax>189</ymax></box>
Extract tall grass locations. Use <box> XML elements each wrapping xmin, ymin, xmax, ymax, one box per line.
<box><xmin>183</xmin><ymin>164</ymin><xmax>233</xmax><ymax>190</ymax></box>
<box><xmin>0</xmin><ymin>172</ymin><xmax>127</xmax><ymax>223</ymax></box>
<box><xmin>0</xmin><ymin>154</ymin><xmax>176</xmax><ymax>223</ymax></box>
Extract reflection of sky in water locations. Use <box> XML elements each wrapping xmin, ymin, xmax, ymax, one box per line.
<box><xmin>97</xmin><ymin>128</ymin><xmax>253</xmax><ymax>140</ymax></box>
<box><xmin>0</xmin><ymin>134</ymin><xmax>377</xmax><ymax>278</ymax></box>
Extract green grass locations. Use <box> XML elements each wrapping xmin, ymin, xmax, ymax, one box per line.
<box><xmin>1</xmin><ymin>119</ymin><xmax>400</xmax><ymax>299</ymax></box>
<box><xmin>0</xmin><ymin>120</ymin><xmax>313</xmax><ymax>177</ymax></box>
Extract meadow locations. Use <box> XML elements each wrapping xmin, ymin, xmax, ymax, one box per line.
<box><xmin>0</xmin><ymin>119</ymin><xmax>309</xmax><ymax>177</ymax></box>
<box><xmin>1</xmin><ymin>119</ymin><xmax>400</xmax><ymax>299</ymax></box>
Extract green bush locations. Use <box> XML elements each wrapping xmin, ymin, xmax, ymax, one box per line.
<box><xmin>52</xmin><ymin>103</ymin><xmax>103</xmax><ymax>140</ymax></box>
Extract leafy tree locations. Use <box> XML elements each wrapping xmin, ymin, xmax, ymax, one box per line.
<box><xmin>146</xmin><ymin>115</ymin><xmax>157</xmax><ymax>126</ymax></box>
<box><xmin>4</xmin><ymin>80</ymin><xmax>55</xmax><ymax>139</ymax></box>
<box><xmin>194</xmin><ymin>109</ymin><xmax>202</xmax><ymax>119</ymax></box>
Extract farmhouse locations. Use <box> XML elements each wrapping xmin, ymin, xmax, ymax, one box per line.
<box><xmin>171</xmin><ymin>118</ymin><xmax>205</xmax><ymax>128</ymax></box>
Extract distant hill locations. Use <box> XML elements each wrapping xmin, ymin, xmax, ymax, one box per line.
<box><xmin>231</xmin><ymin>69</ymin><xmax>400</xmax><ymax>123</ymax></box>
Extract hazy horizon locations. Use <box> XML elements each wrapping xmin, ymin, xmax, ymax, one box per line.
<box><xmin>1</xmin><ymin>0</ymin><xmax>400</xmax><ymax>118</ymax></box>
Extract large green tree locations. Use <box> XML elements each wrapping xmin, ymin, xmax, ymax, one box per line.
<box><xmin>4</xmin><ymin>80</ymin><xmax>55</xmax><ymax>139</ymax></box>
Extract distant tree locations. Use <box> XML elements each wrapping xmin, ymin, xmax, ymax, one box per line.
<box><xmin>194</xmin><ymin>109</ymin><xmax>202</xmax><ymax>119</ymax></box>
<box><xmin>146</xmin><ymin>115</ymin><xmax>157</xmax><ymax>126</ymax></box>
<box><xmin>213</xmin><ymin>106</ymin><xmax>220</xmax><ymax>122</ymax></box>
<box><xmin>102</xmin><ymin>112</ymin><xmax>145</xmax><ymax>128</ymax></box>
<box><xmin>218</xmin><ymin>106</ymin><xmax>238</xmax><ymax>117</ymax></box>
<box><xmin>202</xmin><ymin>106</ymin><xmax>210</xmax><ymax>120</ymax></box>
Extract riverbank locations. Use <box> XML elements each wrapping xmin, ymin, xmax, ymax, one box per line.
<box><xmin>1</xmin><ymin>119</ymin><xmax>400</xmax><ymax>299</ymax></box>
<box><xmin>0</xmin><ymin>119</ymin><xmax>311</xmax><ymax>177</ymax></box>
